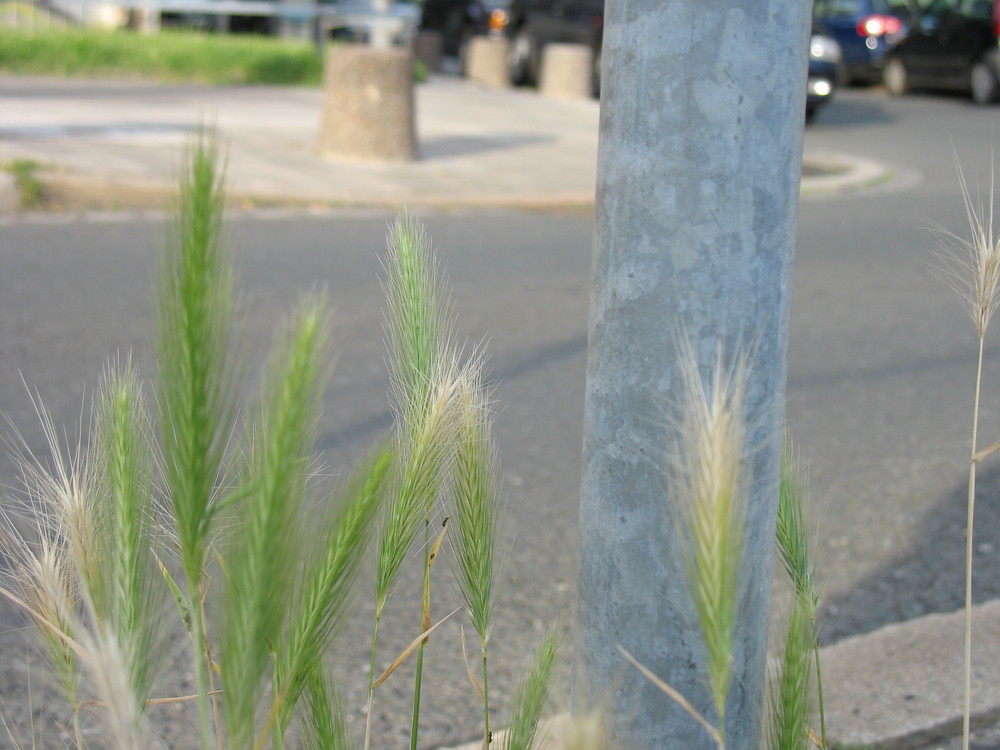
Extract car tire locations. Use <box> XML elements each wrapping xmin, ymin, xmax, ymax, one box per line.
<box><xmin>970</xmin><ymin>60</ymin><xmax>1000</xmax><ymax>105</ymax></box>
<box><xmin>508</xmin><ymin>29</ymin><xmax>538</xmax><ymax>86</ymax></box>
<box><xmin>883</xmin><ymin>57</ymin><xmax>908</xmax><ymax>96</ymax></box>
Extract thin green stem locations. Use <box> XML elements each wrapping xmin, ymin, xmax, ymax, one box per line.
<box><xmin>964</xmin><ymin>335</ymin><xmax>985</xmax><ymax>750</ymax></box>
<box><xmin>410</xmin><ymin>644</ymin><xmax>425</xmax><ymax>750</ymax></box>
<box><xmin>363</xmin><ymin>609</ymin><xmax>382</xmax><ymax>750</ymax></box>
<box><xmin>198</xmin><ymin>582</ymin><xmax>224</xmax><ymax>750</ymax></box>
<box><xmin>410</xmin><ymin>519</ymin><xmax>432</xmax><ymax>750</ymax></box>
<box><xmin>813</xmin><ymin>639</ymin><xmax>827</xmax><ymax>747</ymax></box>
<box><xmin>481</xmin><ymin>643</ymin><xmax>491</xmax><ymax>750</ymax></box>
<box><xmin>72</xmin><ymin>702</ymin><xmax>84</xmax><ymax>750</ymax></box>
<box><xmin>183</xmin><ymin>568</ymin><xmax>214</xmax><ymax>750</ymax></box>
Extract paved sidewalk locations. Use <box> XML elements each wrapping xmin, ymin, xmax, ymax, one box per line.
<box><xmin>0</xmin><ymin>74</ymin><xmax>887</xmax><ymax>213</ymax></box>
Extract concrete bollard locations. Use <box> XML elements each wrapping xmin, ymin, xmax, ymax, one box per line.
<box><xmin>540</xmin><ymin>43</ymin><xmax>593</xmax><ymax>99</ymax></box>
<box><xmin>465</xmin><ymin>36</ymin><xmax>511</xmax><ymax>87</ymax></box>
<box><xmin>317</xmin><ymin>44</ymin><xmax>416</xmax><ymax>163</ymax></box>
<box><xmin>0</xmin><ymin>172</ymin><xmax>19</xmax><ymax>214</ymax></box>
<box><xmin>414</xmin><ymin>30</ymin><xmax>444</xmax><ymax>74</ymax></box>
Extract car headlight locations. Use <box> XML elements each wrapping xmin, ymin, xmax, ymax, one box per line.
<box><xmin>810</xmin><ymin>35</ymin><xmax>842</xmax><ymax>63</ymax></box>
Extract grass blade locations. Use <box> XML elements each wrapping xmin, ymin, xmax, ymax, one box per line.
<box><xmin>373</xmin><ymin>607</ymin><xmax>461</xmax><ymax>689</ymax></box>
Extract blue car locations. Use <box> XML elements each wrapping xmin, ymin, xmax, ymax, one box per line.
<box><xmin>808</xmin><ymin>31</ymin><xmax>842</xmax><ymax>121</ymax></box>
<box><xmin>813</xmin><ymin>0</ymin><xmax>917</xmax><ymax>83</ymax></box>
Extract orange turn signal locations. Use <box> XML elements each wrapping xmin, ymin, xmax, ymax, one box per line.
<box><xmin>489</xmin><ymin>9</ymin><xmax>509</xmax><ymax>33</ymax></box>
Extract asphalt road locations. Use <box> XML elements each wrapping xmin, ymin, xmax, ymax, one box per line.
<box><xmin>2</xmin><ymin>87</ymin><xmax>1000</xmax><ymax>748</ymax></box>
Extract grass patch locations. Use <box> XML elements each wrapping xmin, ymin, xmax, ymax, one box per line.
<box><xmin>6</xmin><ymin>159</ymin><xmax>43</xmax><ymax>209</ymax></box>
<box><xmin>0</xmin><ymin>26</ymin><xmax>324</xmax><ymax>85</ymax></box>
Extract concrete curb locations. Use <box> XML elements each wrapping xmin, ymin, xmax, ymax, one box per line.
<box><xmin>800</xmin><ymin>149</ymin><xmax>897</xmax><ymax>197</ymax></box>
<box><xmin>0</xmin><ymin>151</ymin><xmax>892</xmax><ymax>216</ymax></box>
<box><xmin>435</xmin><ymin>600</ymin><xmax>1000</xmax><ymax>750</ymax></box>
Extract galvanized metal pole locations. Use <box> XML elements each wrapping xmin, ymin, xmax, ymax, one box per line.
<box><xmin>370</xmin><ymin>0</ymin><xmax>393</xmax><ymax>49</ymax></box>
<box><xmin>574</xmin><ymin>1</ymin><xmax>810</xmax><ymax>748</ymax></box>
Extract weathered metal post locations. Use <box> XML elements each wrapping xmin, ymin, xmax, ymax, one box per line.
<box><xmin>370</xmin><ymin>0</ymin><xmax>394</xmax><ymax>49</ymax></box>
<box><xmin>574</xmin><ymin>1</ymin><xmax>810</xmax><ymax>748</ymax></box>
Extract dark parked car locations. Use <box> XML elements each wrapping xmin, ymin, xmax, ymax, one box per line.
<box><xmin>808</xmin><ymin>31</ymin><xmax>842</xmax><ymax>121</ymax></box>
<box><xmin>420</xmin><ymin>0</ymin><xmax>511</xmax><ymax>59</ymax></box>
<box><xmin>883</xmin><ymin>0</ymin><xmax>1000</xmax><ymax>103</ymax></box>
<box><xmin>505</xmin><ymin>0</ymin><xmax>604</xmax><ymax>96</ymax></box>
<box><xmin>812</xmin><ymin>0</ymin><xmax>917</xmax><ymax>83</ymax></box>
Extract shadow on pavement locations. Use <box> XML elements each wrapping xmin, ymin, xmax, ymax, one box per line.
<box><xmin>819</xmin><ymin>460</ymin><xmax>1000</xmax><ymax>644</ymax></box>
<box><xmin>316</xmin><ymin>331</ymin><xmax>587</xmax><ymax>452</ymax></box>
<box><xmin>0</xmin><ymin>122</ymin><xmax>194</xmax><ymax>140</ymax></box>
<box><xmin>419</xmin><ymin>134</ymin><xmax>555</xmax><ymax>160</ymax></box>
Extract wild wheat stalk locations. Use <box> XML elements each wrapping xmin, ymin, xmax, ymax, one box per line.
<box><xmin>272</xmin><ymin>445</ymin><xmax>390</xmax><ymax>742</ymax></box>
<box><xmin>301</xmin><ymin>665</ymin><xmax>353</xmax><ymax>750</ymax></box>
<box><xmin>776</xmin><ymin>441</ymin><xmax>825</xmax><ymax>747</ymax></box>
<box><xmin>366</xmin><ymin>214</ymin><xmax>457</xmax><ymax>750</ymax></box>
<box><xmin>767</xmin><ymin>594</ymin><xmax>814</xmax><ymax>750</ymax></box>
<box><xmin>221</xmin><ymin>296</ymin><xmax>331</xmax><ymax>750</ymax></box>
<box><xmin>673</xmin><ymin>347</ymin><xmax>749</xmax><ymax>749</ymax></box>
<box><xmin>500</xmin><ymin>629</ymin><xmax>560</xmax><ymax>750</ymax></box>
<box><xmin>157</xmin><ymin>134</ymin><xmax>238</xmax><ymax>750</ymax></box>
<box><xmin>2</xmin><ymin>380</ymin><xmax>164</xmax><ymax>750</ymax></box>
<box><xmin>932</xmin><ymin>165</ymin><xmax>1000</xmax><ymax>750</ymax></box>
<box><xmin>450</xmin><ymin>368</ymin><xmax>501</xmax><ymax>748</ymax></box>
<box><xmin>94</xmin><ymin>357</ymin><xmax>164</xmax><ymax>709</ymax></box>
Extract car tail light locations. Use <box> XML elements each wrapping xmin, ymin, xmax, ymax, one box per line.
<box><xmin>856</xmin><ymin>14</ymin><xmax>902</xmax><ymax>37</ymax></box>
<box><xmin>489</xmin><ymin>9</ymin><xmax>509</xmax><ymax>33</ymax></box>
<box><xmin>994</xmin><ymin>0</ymin><xmax>999</xmax><ymax>39</ymax></box>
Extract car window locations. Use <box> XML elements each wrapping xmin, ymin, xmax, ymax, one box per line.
<box><xmin>955</xmin><ymin>0</ymin><xmax>992</xmax><ymax>18</ymax></box>
<box><xmin>919</xmin><ymin>0</ymin><xmax>953</xmax><ymax>15</ymax></box>
<box><xmin>813</xmin><ymin>0</ymin><xmax>861</xmax><ymax>18</ymax></box>
<box><xmin>886</xmin><ymin>0</ymin><xmax>916</xmax><ymax>16</ymax></box>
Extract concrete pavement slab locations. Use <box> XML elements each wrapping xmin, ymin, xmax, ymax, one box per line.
<box><xmin>436</xmin><ymin>600</ymin><xmax>1000</xmax><ymax>750</ymax></box>
<box><xmin>0</xmin><ymin>74</ymin><xmax>891</xmax><ymax>214</ymax></box>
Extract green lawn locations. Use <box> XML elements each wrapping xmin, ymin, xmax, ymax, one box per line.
<box><xmin>0</xmin><ymin>23</ymin><xmax>324</xmax><ymax>85</ymax></box>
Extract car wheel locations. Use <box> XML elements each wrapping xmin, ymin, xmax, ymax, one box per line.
<box><xmin>508</xmin><ymin>29</ymin><xmax>537</xmax><ymax>86</ymax></box>
<box><xmin>970</xmin><ymin>61</ymin><xmax>1000</xmax><ymax>105</ymax></box>
<box><xmin>883</xmin><ymin>57</ymin><xmax>908</xmax><ymax>96</ymax></box>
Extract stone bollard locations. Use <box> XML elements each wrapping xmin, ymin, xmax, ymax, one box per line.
<box><xmin>318</xmin><ymin>44</ymin><xmax>415</xmax><ymax>163</ymax></box>
<box><xmin>465</xmin><ymin>36</ymin><xmax>511</xmax><ymax>87</ymax></box>
<box><xmin>540</xmin><ymin>43</ymin><xmax>593</xmax><ymax>99</ymax></box>
<box><xmin>0</xmin><ymin>172</ymin><xmax>19</xmax><ymax>214</ymax></box>
<box><xmin>414</xmin><ymin>30</ymin><xmax>444</xmax><ymax>74</ymax></box>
